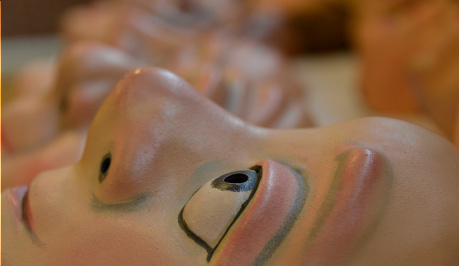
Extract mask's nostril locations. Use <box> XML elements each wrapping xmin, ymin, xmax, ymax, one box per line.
<box><xmin>224</xmin><ymin>173</ymin><xmax>249</xmax><ymax>184</ymax></box>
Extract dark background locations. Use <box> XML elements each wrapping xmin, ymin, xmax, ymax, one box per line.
<box><xmin>2</xmin><ymin>0</ymin><xmax>92</xmax><ymax>36</ymax></box>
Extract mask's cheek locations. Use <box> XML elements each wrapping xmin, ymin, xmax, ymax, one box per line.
<box><xmin>37</xmin><ymin>167</ymin><xmax>208</xmax><ymax>264</ymax></box>
<box><xmin>39</xmin><ymin>215</ymin><xmax>151</xmax><ymax>264</ymax></box>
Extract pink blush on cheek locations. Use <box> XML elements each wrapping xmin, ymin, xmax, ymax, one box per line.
<box><xmin>212</xmin><ymin>160</ymin><xmax>307</xmax><ymax>265</ymax></box>
<box><xmin>304</xmin><ymin>148</ymin><xmax>391</xmax><ymax>265</ymax></box>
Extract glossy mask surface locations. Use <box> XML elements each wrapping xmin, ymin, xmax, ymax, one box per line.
<box><xmin>2</xmin><ymin>68</ymin><xmax>459</xmax><ymax>265</ymax></box>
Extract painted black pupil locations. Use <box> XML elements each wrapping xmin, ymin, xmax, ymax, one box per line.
<box><xmin>223</xmin><ymin>173</ymin><xmax>249</xmax><ymax>184</ymax></box>
<box><xmin>211</xmin><ymin>170</ymin><xmax>256</xmax><ymax>192</ymax></box>
<box><xmin>100</xmin><ymin>157</ymin><xmax>111</xmax><ymax>174</ymax></box>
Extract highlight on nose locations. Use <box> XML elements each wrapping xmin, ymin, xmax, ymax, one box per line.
<box><xmin>179</xmin><ymin>169</ymin><xmax>260</xmax><ymax>257</ymax></box>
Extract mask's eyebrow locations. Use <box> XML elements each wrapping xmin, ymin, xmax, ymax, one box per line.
<box><xmin>90</xmin><ymin>192</ymin><xmax>150</xmax><ymax>213</ymax></box>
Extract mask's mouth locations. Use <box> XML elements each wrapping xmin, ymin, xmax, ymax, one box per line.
<box><xmin>22</xmin><ymin>188</ymin><xmax>33</xmax><ymax>233</ymax></box>
<box><xmin>20</xmin><ymin>186</ymin><xmax>44</xmax><ymax>245</ymax></box>
<box><xmin>179</xmin><ymin>160</ymin><xmax>307</xmax><ymax>264</ymax></box>
<box><xmin>5</xmin><ymin>186</ymin><xmax>28</xmax><ymax>224</ymax></box>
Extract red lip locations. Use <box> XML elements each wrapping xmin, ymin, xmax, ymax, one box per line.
<box><xmin>5</xmin><ymin>185</ymin><xmax>43</xmax><ymax>245</ymax></box>
<box><xmin>211</xmin><ymin>160</ymin><xmax>306</xmax><ymax>265</ymax></box>
<box><xmin>304</xmin><ymin>147</ymin><xmax>389</xmax><ymax>264</ymax></box>
<box><xmin>22</xmin><ymin>189</ymin><xmax>35</xmax><ymax>232</ymax></box>
<box><xmin>6</xmin><ymin>186</ymin><xmax>28</xmax><ymax>224</ymax></box>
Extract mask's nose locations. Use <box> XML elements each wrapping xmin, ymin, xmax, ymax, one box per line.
<box><xmin>179</xmin><ymin>169</ymin><xmax>259</xmax><ymax>255</ymax></box>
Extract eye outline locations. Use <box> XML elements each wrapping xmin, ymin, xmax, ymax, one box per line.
<box><xmin>178</xmin><ymin>166</ymin><xmax>262</xmax><ymax>262</ymax></box>
<box><xmin>99</xmin><ymin>153</ymin><xmax>112</xmax><ymax>184</ymax></box>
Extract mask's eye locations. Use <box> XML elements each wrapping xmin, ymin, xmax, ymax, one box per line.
<box><xmin>99</xmin><ymin>153</ymin><xmax>111</xmax><ymax>183</ymax></box>
<box><xmin>179</xmin><ymin>168</ymin><xmax>260</xmax><ymax>256</ymax></box>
